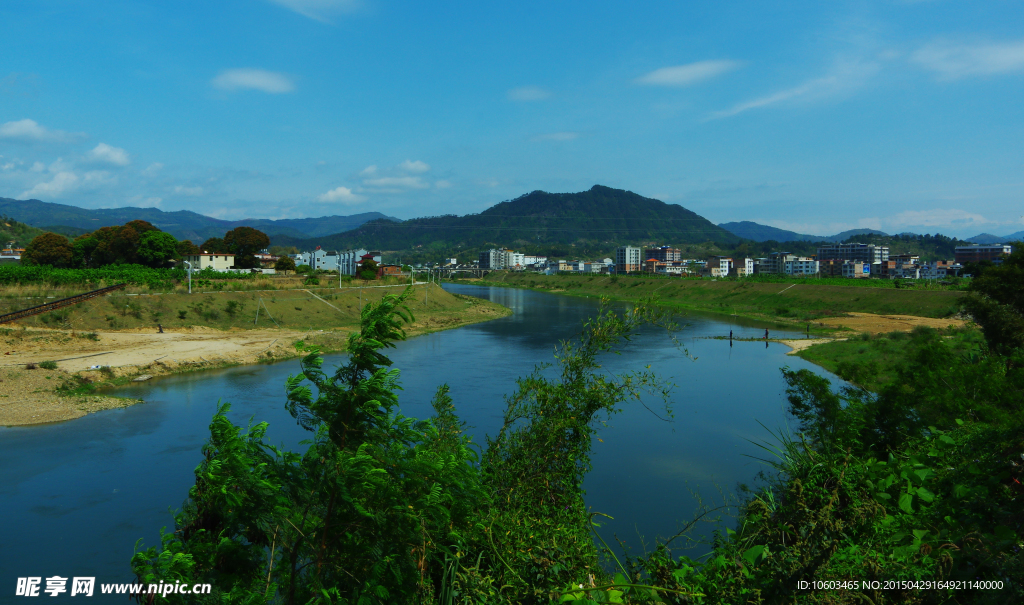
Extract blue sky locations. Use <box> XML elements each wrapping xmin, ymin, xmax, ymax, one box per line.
<box><xmin>1</xmin><ymin>0</ymin><xmax>1023</xmax><ymax>238</ymax></box>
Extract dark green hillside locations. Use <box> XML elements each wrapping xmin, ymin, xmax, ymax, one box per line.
<box><xmin>719</xmin><ymin>220</ymin><xmax>822</xmax><ymax>242</ymax></box>
<box><xmin>275</xmin><ymin>185</ymin><xmax>740</xmax><ymax>258</ymax></box>
<box><xmin>0</xmin><ymin>197</ymin><xmax>395</xmax><ymax>242</ymax></box>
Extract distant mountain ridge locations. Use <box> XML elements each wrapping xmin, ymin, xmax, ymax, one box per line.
<box><xmin>270</xmin><ymin>185</ymin><xmax>741</xmax><ymax>253</ymax></box>
<box><xmin>719</xmin><ymin>221</ymin><xmax>887</xmax><ymax>243</ymax></box>
<box><xmin>0</xmin><ymin>197</ymin><xmax>399</xmax><ymax>243</ymax></box>
<box><xmin>966</xmin><ymin>232</ymin><xmax>1024</xmax><ymax>244</ymax></box>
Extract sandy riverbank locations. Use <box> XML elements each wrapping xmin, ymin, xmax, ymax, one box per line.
<box><xmin>0</xmin><ymin>295</ymin><xmax>511</xmax><ymax>427</ymax></box>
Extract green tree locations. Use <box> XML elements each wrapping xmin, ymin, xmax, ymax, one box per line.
<box><xmin>962</xmin><ymin>242</ymin><xmax>1024</xmax><ymax>356</ymax></box>
<box><xmin>137</xmin><ymin>231</ymin><xmax>180</xmax><ymax>267</ymax></box>
<box><xmin>358</xmin><ymin>257</ymin><xmax>378</xmax><ymax>280</ymax></box>
<box><xmin>274</xmin><ymin>256</ymin><xmax>296</xmax><ymax>273</ymax></box>
<box><xmin>22</xmin><ymin>232</ymin><xmax>74</xmax><ymax>267</ymax></box>
<box><xmin>176</xmin><ymin>239</ymin><xmax>201</xmax><ymax>257</ymax></box>
<box><xmin>199</xmin><ymin>237</ymin><xmax>227</xmax><ymax>254</ymax></box>
<box><xmin>224</xmin><ymin>226</ymin><xmax>271</xmax><ymax>269</ymax></box>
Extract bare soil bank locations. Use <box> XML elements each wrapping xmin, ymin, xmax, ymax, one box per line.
<box><xmin>0</xmin><ymin>285</ymin><xmax>510</xmax><ymax>426</ymax></box>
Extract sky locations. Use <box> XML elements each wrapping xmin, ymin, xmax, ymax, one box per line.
<box><xmin>1</xmin><ymin>0</ymin><xmax>1023</xmax><ymax>238</ymax></box>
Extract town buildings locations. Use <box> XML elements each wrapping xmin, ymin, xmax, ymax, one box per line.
<box><xmin>954</xmin><ymin>244</ymin><xmax>1013</xmax><ymax>264</ymax></box>
<box><xmin>183</xmin><ymin>252</ymin><xmax>236</xmax><ymax>271</ymax></box>
<box><xmin>816</xmin><ymin>243</ymin><xmax>889</xmax><ymax>264</ymax></box>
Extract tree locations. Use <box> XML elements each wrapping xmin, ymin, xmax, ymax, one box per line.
<box><xmin>274</xmin><ymin>256</ymin><xmax>296</xmax><ymax>273</ymax></box>
<box><xmin>22</xmin><ymin>232</ymin><xmax>74</xmax><ymax>267</ymax></box>
<box><xmin>962</xmin><ymin>242</ymin><xmax>1024</xmax><ymax>356</ymax></box>
<box><xmin>268</xmin><ymin>245</ymin><xmax>299</xmax><ymax>256</ymax></box>
<box><xmin>358</xmin><ymin>257</ymin><xmax>378</xmax><ymax>280</ymax></box>
<box><xmin>199</xmin><ymin>237</ymin><xmax>226</xmax><ymax>254</ymax></box>
<box><xmin>224</xmin><ymin>226</ymin><xmax>270</xmax><ymax>269</ymax></box>
<box><xmin>137</xmin><ymin>231</ymin><xmax>180</xmax><ymax>268</ymax></box>
<box><xmin>176</xmin><ymin>239</ymin><xmax>200</xmax><ymax>257</ymax></box>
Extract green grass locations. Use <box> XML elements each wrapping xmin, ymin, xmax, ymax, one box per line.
<box><xmin>796</xmin><ymin>326</ymin><xmax>986</xmax><ymax>392</ymax></box>
<box><xmin>478</xmin><ymin>272</ymin><xmax>966</xmax><ymax>323</ymax></box>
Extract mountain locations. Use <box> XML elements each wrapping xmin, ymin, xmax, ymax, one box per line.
<box><xmin>718</xmin><ymin>221</ymin><xmax>821</xmax><ymax>242</ymax></box>
<box><xmin>718</xmin><ymin>221</ymin><xmax>888</xmax><ymax>243</ymax></box>
<box><xmin>0</xmin><ymin>197</ymin><xmax>398</xmax><ymax>243</ymax></box>
<box><xmin>273</xmin><ymin>185</ymin><xmax>740</xmax><ymax>255</ymax></box>
<box><xmin>1004</xmin><ymin>231</ymin><xmax>1024</xmax><ymax>241</ymax></box>
<box><xmin>966</xmin><ymin>233</ymin><xmax>1007</xmax><ymax>244</ymax></box>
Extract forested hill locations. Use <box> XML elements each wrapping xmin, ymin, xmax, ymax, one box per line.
<box><xmin>719</xmin><ymin>220</ymin><xmax>888</xmax><ymax>243</ymax></box>
<box><xmin>0</xmin><ymin>197</ymin><xmax>397</xmax><ymax>243</ymax></box>
<box><xmin>272</xmin><ymin>185</ymin><xmax>740</xmax><ymax>255</ymax></box>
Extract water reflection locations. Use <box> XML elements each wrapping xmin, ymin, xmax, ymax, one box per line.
<box><xmin>0</xmin><ymin>283</ymin><xmax>833</xmax><ymax>584</ymax></box>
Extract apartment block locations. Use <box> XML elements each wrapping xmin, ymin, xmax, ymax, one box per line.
<box><xmin>954</xmin><ymin>244</ymin><xmax>1013</xmax><ymax>264</ymax></box>
<box><xmin>816</xmin><ymin>243</ymin><xmax>889</xmax><ymax>264</ymax></box>
<box><xmin>784</xmin><ymin>258</ymin><xmax>819</xmax><ymax>276</ymax></box>
<box><xmin>644</xmin><ymin>246</ymin><xmax>681</xmax><ymax>262</ymax></box>
<box><xmin>615</xmin><ymin>246</ymin><xmax>642</xmax><ymax>273</ymax></box>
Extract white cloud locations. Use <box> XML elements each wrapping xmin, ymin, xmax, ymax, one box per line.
<box><xmin>434</xmin><ymin>180</ymin><xmax>452</xmax><ymax>189</ymax></box>
<box><xmin>399</xmin><ymin>159</ymin><xmax>430</xmax><ymax>173</ymax></box>
<box><xmin>708</xmin><ymin>58</ymin><xmax>879</xmax><ymax>119</ymax></box>
<box><xmin>174</xmin><ymin>185</ymin><xmax>204</xmax><ymax>196</ymax></box>
<box><xmin>142</xmin><ymin>162</ymin><xmax>163</xmax><ymax>176</ymax></box>
<box><xmin>359</xmin><ymin>165</ymin><xmax>378</xmax><ymax>176</ymax></box>
<box><xmin>30</xmin><ymin>161</ymin><xmax>45</xmax><ymax>172</ymax></box>
<box><xmin>211</xmin><ymin>69</ymin><xmax>295</xmax><ymax>93</ymax></box>
<box><xmin>912</xmin><ymin>39</ymin><xmax>1024</xmax><ymax>79</ymax></box>
<box><xmin>87</xmin><ymin>142</ymin><xmax>130</xmax><ymax>166</ymax></box>
<box><xmin>21</xmin><ymin>171</ymin><xmax>79</xmax><ymax>198</ymax></box>
<box><xmin>362</xmin><ymin>176</ymin><xmax>429</xmax><ymax>190</ymax></box>
<box><xmin>533</xmin><ymin>131</ymin><xmax>579</xmax><ymax>142</ymax></box>
<box><xmin>889</xmin><ymin>208</ymin><xmax>989</xmax><ymax>229</ymax></box>
<box><xmin>0</xmin><ymin>118</ymin><xmax>85</xmax><ymax>143</ymax></box>
<box><xmin>636</xmin><ymin>60</ymin><xmax>741</xmax><ymax>87</ymax></box>
<box><xmin>317</xmin><ymin>186</ymin><xmax>365</xmax><ymax>204</ymax></box>
<box><xmin>507</xmin><ymin>86</ymin><xmax>551</xmax><ymax>101</ymax></box>
<box><xmin>266</xmin><ymin>0</ymin><xmax>360</xmax><ymax>23</ymax></box>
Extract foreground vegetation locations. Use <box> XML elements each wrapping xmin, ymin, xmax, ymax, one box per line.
<box><xmin>475</xmin><ymin>272</ymin><xmax>965</xmax><ymax>323</ymax></box>
<box><xmin>128</xmin><ymin>246</ymin><xmax>1022</xmax><ymax>604</ymax></box>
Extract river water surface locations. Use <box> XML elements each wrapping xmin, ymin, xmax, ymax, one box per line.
<box><xmin>0</xmin><ymin>284</ymin><xmax>833</xmax><ymax>592</ymax></box>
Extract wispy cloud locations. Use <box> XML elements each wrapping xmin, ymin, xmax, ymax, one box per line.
<box><xmin>708</xmin><ymin>58</ymin><xmax>879</xmax><ymax>119</ymax></box>
<box><xmin>20</xmin><ymin>170</ymin><xmax>115</xmax><ymax>199</ymax></box>
<box><xmin>889</xmin><ymin>208</ymin><xmax>989</xmax><ymax>229</ymax></box>
<box><xmin>211</xmin><ymin>69</ymin><xmax>295</xmax><ymax>93</ymax></box>
<box><xmin>87</xmin><ymin>143</ymin><xmax>130</xmax><ymax>167</ymax></box>
<box><xmin>636</xmin><ymin>60</ymin><xmax>740</xmax><ymax>88</ymax></box>
<box><xmin>0</xmin><ymin>118</ymin><xmax>86</xmax><ymax>143</ymax></box>
<box><xmin>399</xmin><ymin>159</ymin><xmax>430</xmax><ymax>173</ymax></box>
<box><xmin>507</xmin><ymin>86</ymin><xmax>551</xmax><ymax>101</ymax></box>
<box><xmin>362</xmin><ymin>176</ymin><xmax>429</xmax><ymax>190</ymax></box>
<box><xmin>267</xmin><ymin>0</ymin><xmax>360</xmax><ymax>23</ymax></box>
<box><xmin>174</xmin><ymin>185</ymin><xmax>203</xmax><ymax>196</ymax></box>
<box><xmin>533</xmin><ymin>131</ymin><xmax>579</xmax><ymax>142</ymax></box>
<box><xmin>317</xmin><ymin>186</ymin><xmax>365</xmax><ymax>204</ymax></box>
<box><xmin>912</xmin><ymin>39</ymin><xmax>1024</xmax><ymax>79</ymax></box>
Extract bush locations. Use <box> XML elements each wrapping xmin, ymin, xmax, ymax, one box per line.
<box><xmin>39</xmin><ymin>360</ymin><xmax>58</xmax><ymax>370</ymax></box>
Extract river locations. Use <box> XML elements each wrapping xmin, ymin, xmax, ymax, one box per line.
<box><xmin>0</xmin><ymin>283</ymin><xmax>833</xmax><ymax>592</ymax></box>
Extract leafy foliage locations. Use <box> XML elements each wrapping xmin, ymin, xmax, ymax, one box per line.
<box><xmin>22</xmin><ymin>232</ymin><xmax>74</xmax><ymax>267</ymax></box>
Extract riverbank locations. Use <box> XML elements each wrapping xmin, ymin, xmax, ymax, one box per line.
<box><xmin>0</xmin><ymin>285</ymin><xmax>511</xmax><ymax>426</ymax></box>
<box><xmin>471</xmin><ymin>272</ymin><xmax>965</xmax><ymax>330</ymax></box>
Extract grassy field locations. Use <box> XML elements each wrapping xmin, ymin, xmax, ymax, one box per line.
<box><xmin>0</xmin><ymin>279</ymin><xmax>497</xmax><ymax>335</ymax></box>
<box><xmin>473</xmin><ymin>272</ymin><xmax>966</xmax><ymax>324</ymax></box>
<box><xmin>796</xmin><ymin>326</ymin><xmax>985</xmax><ymax>392</ymax></box>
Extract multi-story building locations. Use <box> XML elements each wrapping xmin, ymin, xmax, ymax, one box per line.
<box><xmin>954</xmin><ymin>244</ymin><xmax>1012</xmax><ymax>264</ymax></box>
<box><xmin>337</xmin><ymin>249</ymin><xmax>369</xmax><ymax>275</ymax></box>
<box><xmin>644</xmin><ymin>246</ymin><xmax>681</xmax><ymax>262</ymax></box>
<box><xmin>705</xmin><ymin>256</ymin><xmax>733</xmax><ymax>277</ymax></box>
<box><xmin>817</xmin><ymin>243</ymin><xmax>889</xmax><ymax>264</ymax></box>
<box><xmin>479</xmin><ymin>249</ymin><xmax>505</xmax><ymax>269</ymax></box>
<box><xmin>615</xmin><ymin>246</ymin><xmax>642</xmax><ymax>274</ymax></box>
<box><xmin>762</xmin><ymin>252</ymin><xmax>797</xmax><ymax>274</ymax></box>
<box><xmin>784</xmin><ymin>258</ymin><xmax>820</xmax><ymax>276</ymax></box>
<box><xmin>841</xmin><ymin>261</ymin><xmax>871</xmax><ymax>278</ymax></box>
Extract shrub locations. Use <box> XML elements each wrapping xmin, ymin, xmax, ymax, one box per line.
<box><xmin>39</xmin><ymin>360</ymin><xmax>58</xmax><ymax>370</ymax></box>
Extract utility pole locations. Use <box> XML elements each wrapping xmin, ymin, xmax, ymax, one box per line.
<box><xmin>183</xmin><ymin>260</ymin><xmax>192</xmax><ymax>294</ymax></box>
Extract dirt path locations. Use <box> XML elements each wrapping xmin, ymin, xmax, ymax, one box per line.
<box><xmin>816</xmin><ymin>312</ymin><xmax>965</xmax><ymax>335</ymax></box>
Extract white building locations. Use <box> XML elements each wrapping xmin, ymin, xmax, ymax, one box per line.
<box><xmin>784</xmin><ymin>258</ymin><xmax>819</xmax><ymax>276</ymax></box>
<box><xmin>184</xmin><ymin>252</ymin><xmax>236</xmax><ymax>271</ymax></box>
<box><xmin>615</xmin><ymin>246</ymin><xmax>641</xmax><ymax>273</ymax></box>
